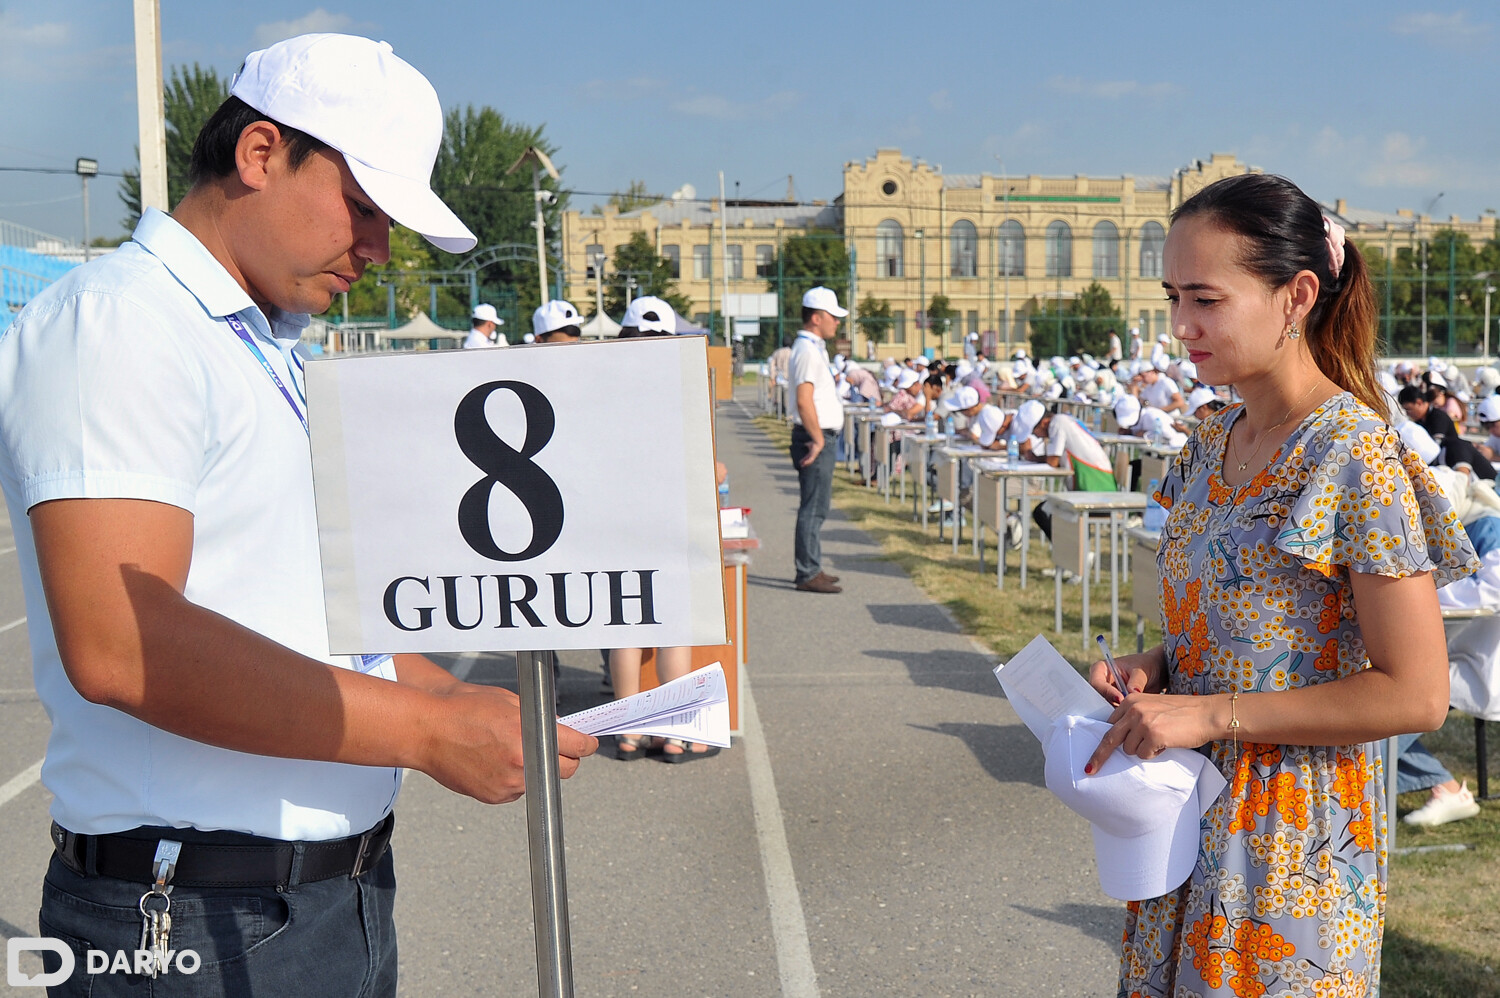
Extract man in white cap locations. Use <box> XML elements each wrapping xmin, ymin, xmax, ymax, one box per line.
<box><xmin>789</xmin><ymin>286</ymin><xmax>848</xmax><ymax>593</ymax></box>
<box><xmin>464</xmin><ymin>302</ymin><xmax>506</xmax><ymax>348</ymax></box>
<box><xmin>620</xmin><ymin>295</ymin><xmax>676</xmax><ymax>337</ymax></box>
<box><xmin>0</xmin><ymin>33</ymin><xmax>596</xmax><ymax>993</ymax></box>
<box><xmin>532</xmin><ymin>298</ymin><xmax>582</xmax><ymax>343</ymax></box>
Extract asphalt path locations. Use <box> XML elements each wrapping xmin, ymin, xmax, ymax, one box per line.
<box><xmin>0</xmin><ymin>391</ymin><xmax>1121</xmax><ymax>995</ymax></box>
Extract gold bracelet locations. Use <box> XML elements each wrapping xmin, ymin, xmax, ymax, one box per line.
<box><xmin>1228</xmin><ymin>691</ymin><xmax>1241</xmax><ymax>758</ymax></box>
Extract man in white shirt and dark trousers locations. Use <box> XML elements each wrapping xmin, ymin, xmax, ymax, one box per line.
<box><xmin>789</xmin><ymin>287</ymin><xmax>847</xmax><ymax>594</ymax></box>
<box><xmin>0</xmin><ymin>34</ymin><xmax>596</xmax><ymax>996</ymax></box>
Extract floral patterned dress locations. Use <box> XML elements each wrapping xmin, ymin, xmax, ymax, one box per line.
<box><xmin>1119</xmin><ymin>393</ymin><xmax>1477</xmax><ymax>998</ymax></box>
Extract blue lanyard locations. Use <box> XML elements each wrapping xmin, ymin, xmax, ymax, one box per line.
<box><xmin>224</xmin><ymin>313</ymin><xmax>308</xmax><ymax>437</ymax></box>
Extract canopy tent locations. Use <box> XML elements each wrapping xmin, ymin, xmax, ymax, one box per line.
<box><xmin>381</xmin><ymin>312</ymin><xmax>465</xmax><ymax>342</ymax></box>
<box><xmin>580</xmin><ymin>311</ymin><xmax>622</xmax><ymax>339</ymax></box>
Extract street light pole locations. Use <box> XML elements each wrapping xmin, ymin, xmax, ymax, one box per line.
<box><xmin>75</xmin><ymin>158</ymin><xmax>98</xmax><ymax>262</ymax></box>
<box><xmin>1478</xmin><ymin>271</ymin><xmax>1497</xmax><ymax>362</ymax></box>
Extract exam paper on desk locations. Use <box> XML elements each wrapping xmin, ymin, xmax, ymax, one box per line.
<box><xmin>560</xmin><ymin>662</ymin><xmax>731</xmax><ymax>747</ymax></box>
<box><xmin>992</xmin><ymin>634</ymin><xmax>1113</xmax><ymax>743</ymax></box>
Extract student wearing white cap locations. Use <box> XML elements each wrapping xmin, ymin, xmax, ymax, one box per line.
<box><xmin>789</xmin><ymin>286</ymin><xmax>848</xmax><ymax>593</ymax></box>
<box><xmin>464</xmin><ymin>302</ymin><xmax>507</xmax><ymax>348</ymax></box>
<box><xmin>1085</xmin><ymin>173</ymin><xmax>1475</xmax><ymax>998</ymax></box>
<box><xmin>532</xmin><ymin>298</ymin><xmax>582</xmax><ymax>343</ymax></box>
<box><xmin>1478</xmin><ymin>395</ymin><xmax>1500</xmax><ymax>461</ymax></box>
<box><xmin>0</xmin><ymin>33</ymin><xmax>598</xmax><ymax>992</ymax></box>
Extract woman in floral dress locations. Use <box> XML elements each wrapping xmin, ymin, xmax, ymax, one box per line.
<box><xmin>1085</xmin><ymin>173</ymin><xmax>1477</xmax><ymax>998</ymax></box>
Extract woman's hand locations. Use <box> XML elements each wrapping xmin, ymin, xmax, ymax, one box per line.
<box><xmin>1084</xmin><ymin>692</ymin><xmax>1228</xmax><ymax>775</ymax></box>
<box><xmin>1087</xmin><ymin>645</ymin><xmax>1168</xmax><ymax>705</ymax></box>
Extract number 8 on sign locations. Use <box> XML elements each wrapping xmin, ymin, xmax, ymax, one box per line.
<box><xmin>454</xmin><ymin>381</ymin><xmax>565</xmax><ymax>561</ymax></box>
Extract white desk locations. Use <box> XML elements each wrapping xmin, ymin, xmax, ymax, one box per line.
<box><xmin>1046</xmin><ymin>490</ymin><xmax>1148</xmax><ymax>653</ymax></box>
<box><xmin>974</xmin><ymin>461</ymin><xmax>1071</xmax><ymax>589</ymax></box>
<box><xmin>936</xmin><ymin>445</ymin><xmax>988</xmax><ymax>550</ymax></box>
<box><xmin>1127</xmin><ymin>526</ymin><xmax>1161</xmax><ymax>654</ymax></box>
<box><xmin>901</xmin><ymin>432</ymin><xmax>949</xmax><ymax>530</ymax></box>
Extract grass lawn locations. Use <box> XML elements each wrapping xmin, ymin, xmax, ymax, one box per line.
<box><xmin>751</xmin><ymin>411</ymin><xmax>1500</xmax><ymax>996</ymax></box>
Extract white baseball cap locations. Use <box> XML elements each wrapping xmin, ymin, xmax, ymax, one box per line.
<box><xmin>1013</xmin><ymin>399</ymin><xmax>1046</xmax><ymax>439</ymax></box>
<box><xmin>913</xmin><ymin>356</ymin><xmax>930</xmax><ymax>368</ymax></box>
<box><xmin>801</xmin><ymin>286</ymin><xmax>848</xmax><ymax>317</ymax></box>
<box><xmin>1427</xmin><ymin>371</ymin><xmax>1448</xmax><ymax>388</ymax></box>
<box><xmin>1044</xmin><ymin>715</ymin><xmax>1226</xmax><ymax>902</ymax></box>
<box><xmin>532</xmin><ymin>299</ymin><xmax>580</xmax><ymax>336</ymax></box>
<box><xmin>1479</xmin><ymin>395</ymin><xmax>1500</xmax><ymax>422</ymax></box>
<box><xmin>522</xmin><ymin>332</ymin><xmax>536</xmax><ymax>343</ymax></box>
<box><xmin>472</xmin><ymin>303</ymin><xmax>501</xmax><ymax>324</ymax></box>
<box><xmin>1398</xmin><ymin>420</ymin><xmax>1440</xmax><ymax>464</ymax></box>
<box><xmin>622</xmin><ymin>295</ymin><xmax>675</xmax><ymax>334</ymax></box>
<box><xmin>1187</xmin><ymin>387</ymin><xmax>1218</xmax><ymax>411</ymax></box>
<box><xmin>897</xmin><ymin>369</ymin><xmax>922</xmax><ymax>391</ymax></box>
<box><xmin>1177</xmin><ymin>360</ymin><xmax>1197</xmax><ymax>382</ymax></box>
<box><xmin>230</xmin><ymin>34</ymin><xmax>477</xmax><ymax>253</ymax></box>
<box><xmin>940</xmin><ymin>385</ymin><xmax>980</xmax><ymax>412</ymax></box>
<box><xmin>1113</xmin><ymin>395</ymin><xmax>1142</xmax><ymax>429</ymax></box>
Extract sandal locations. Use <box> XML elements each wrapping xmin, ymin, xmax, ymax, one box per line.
<box><xmin>660</xmin><ymin>737</ymin><xmax>721</xmax><ymax>764</ymax></box>
<box><xmin>616</xmin><ymin>733</ymin><xmax>647</xmax><ymax>761</ymax></box>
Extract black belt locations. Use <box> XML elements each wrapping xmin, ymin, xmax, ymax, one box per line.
<box><xmin>51</xmin><ymin>813</ymin><xmax>394</xmax><ymax>889</ymax></box>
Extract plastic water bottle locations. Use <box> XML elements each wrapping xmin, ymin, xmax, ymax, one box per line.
<box><xmin>1007</xmin><ymin>436</ymin><xmax>1020</xmax><ymax>469</ymax></box>
<box><xmin>925</xmin><ymin>410</ymin><xmax>937</xmax><ymax>437</ymax></box>
<box><xmin>1142</xmin><ymin>478</ymin><xmax>1167</xmax><ymax>532</ymax></box>
<box><xmin>944</xmin><ymin>414</ymin><xmax>955</xmax><ymax>438</ymax></box>
<box><xmin>718</xmin><ymin>473</ymin><xmax>730</xmax><ymax>508</ymax></box>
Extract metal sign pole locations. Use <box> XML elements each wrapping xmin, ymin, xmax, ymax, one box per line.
<box><xmin>516</xmin><ymin>649</ymin><xmax>574</xmax><ymax>998</ymax></box>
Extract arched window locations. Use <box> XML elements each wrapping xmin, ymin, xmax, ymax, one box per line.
<box><xmin>949</xmin><ymin>220</ymin><xmax>978</xmax><ymax>277</ymax></box>
<box><xmin>875</xmin><ymin>219</ymin><xmax>903</xmax><ymax>278</ymax></box>
<box><xmin>1139</xmin><ymin>221</ymin><xmax>1165</xmax><ymax>278</ymax></box>
<box><xmin>1092</xmin><ymin>221</ymin><xmax>1119</xmax><ymax>278</ymax></box>
<box><xmin>1045</xmin><ymin>220</ymin><xmax>1072</xmax><ymax>278</ymax></box>
<box><xmin>997</xmin><ymin>220</ymin><xmax>1024</xmax><ymax>276</ymax></box>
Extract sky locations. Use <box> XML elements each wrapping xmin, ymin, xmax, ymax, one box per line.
<box><xmin>4</xmin><ymin>1</ymin><xmax>1499</xmax><ymax>245</ymax></box>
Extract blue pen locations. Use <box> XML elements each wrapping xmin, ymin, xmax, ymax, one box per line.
<box><xmin>1096</xmin><ymin>634</ymin><xmax>1132</xmax><ymax>700</ymax></box>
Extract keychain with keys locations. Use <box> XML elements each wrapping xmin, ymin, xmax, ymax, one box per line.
<box><xmin>138</xmin><ymin>840</ymin><xmax>181</xmax><ymax>978</ymax></box>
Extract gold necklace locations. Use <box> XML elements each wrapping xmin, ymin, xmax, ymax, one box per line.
<box><xmin>1234</xmin><ymin>379</ymin><xmax>1326</xmax><ymax>472</ymax></box>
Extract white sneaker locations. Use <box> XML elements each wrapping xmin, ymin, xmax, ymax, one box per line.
<box><xmin>1403</xmin><ymin>781</ymin><xmax>1481</xmax><ymax>827</ymax></box>
<box><xmin>1006</xmin><ymin>514</ymin><xmax>1024</xmax><ymax>550</ymax></box>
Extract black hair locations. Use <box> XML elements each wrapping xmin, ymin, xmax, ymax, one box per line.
<box><xmin>924</xmin><ymin>373</ymin><xmax>945</xmax><ymax>388</ymax></box>
<box><xmin>1201</xmin><ymin>399</ymin><xmax>1228</xmax><ymax>414</ymax></box>
<box><xmin>1397</xmin><ymin>385</ymin><xmax>1425</xmax><ymax>406</ymax></box>
<box><xmin>1172</xmin><ymin>173</ymin><xmax>1383</xmax><ymax>416</ymax></box>
<box><xmin>801</xmin><ymin>306</ymin><xmax>818</xmax><ymax>325</ymax></box>
<box><xmin>188</xmin><ymin>96</ymin><xmax>329</xmax><ymax>185</ymax></box>
<box><xmin>617</xmin><ymin>326</ymin><xmax>640</xmax><ymax>339</ymax></box>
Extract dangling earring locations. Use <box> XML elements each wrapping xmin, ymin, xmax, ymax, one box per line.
<box><xmin>1287</xmin><ymin>323</ymin><xmax>1301</xmax><ymax>341</ymax></box>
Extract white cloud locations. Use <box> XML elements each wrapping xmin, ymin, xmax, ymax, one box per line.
<box><xmin>253</xmin><ymin>9</ymin><xmax>354</xmax><ymax>46</ymax></box>
<box><xmin>929</xmin><ymin>90</ymin><xmax>952</xmax><ymax>112</ymax></box>
<box><xmin>0</xmin><ymin>11</ymin><xmax>69</xmax><ymax>46</ymax></box>
<box><xmin>670</xmin><ymin>90</ymin><xmax>799</xmax><ymax>121</ymax></box>
<box><xmin>1048</xmin><ymin>76</ymin><xmax>1178</xmax><ymax>99</ymax></box>
<box><xmin>576</xmin><ymin>77</ymin><xmax>668</xmax><ymax>102</ymax></box>
<box><xmin>1310</xmin><ymin>126</ymin><xmax>1476</xmax><ymax>192</ymax></box>
<box><xmin>1391</xmin><ymin>10</ymin><xmax>1491</xmax><ymax>48</ymax></box>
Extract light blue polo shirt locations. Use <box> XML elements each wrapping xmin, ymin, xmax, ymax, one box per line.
<box><xmin>0</xmin><ymin>208</ymin><xmax>400</xmax><ymax>840</ymax></box>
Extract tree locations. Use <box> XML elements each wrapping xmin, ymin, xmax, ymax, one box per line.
<box><xmin>764</xmin><ymin>232</ymin><xmax>849</xmax><ymax>331</ymax></box>
<box><xmin>592</xmin><ymin>179</ymin><xmax>661</xmax><ymax>215</ymax></box>
<box><xmin>602</xmin><ymin>232</ymin><xmax>691</xmax><ymax>317</ymax></box>
<box><xmin>430</xmin><ymin>105</ymin><xmax>567</xmax><ymax>315</ymax></box>
<box><xmin>925</xmin><ymin>293</ymin><xmax>958</xmax><ymax>345</ymax></box>
<box><xmin>856</xmin><ymin>294</ymin><xmax>894</xmax><ymax>346</ymax></box>
<box><xmin>1358</xmin><ymin>230</ymin><xmax>1500</xmax><ymax>355</ymax></box>
<box><xmin>119</xmin><ymin>64</ymin><xmax>229</xmax><ymax>231</ymax></box>
<box><xmin>1029</xmin><ymin>281</ymin><xmax>1120</xmax><ymax>357</ymax></box>
<box><xmin>332</xmin><ymin>225</ymin><xmax>468</xmax><ymax>325</ymax></box>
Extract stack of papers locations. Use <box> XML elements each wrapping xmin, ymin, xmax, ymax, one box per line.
<box><xmin>560</xmin><ymin>662</ymin><xmax>731</xmax><ymax>747</ymax></box>
<box><xmin>992</xmin><ymin>634</ymin><xmax>1112</xmax><ymax>742</ymax></box>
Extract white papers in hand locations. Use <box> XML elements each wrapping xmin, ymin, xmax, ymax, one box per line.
<box><xmin>993</xmin><ymin>634</ymin><xmax>1113</xmax><ymax>743</ymax></box>
<box><xmin>560</xmin><ymin>662</ymin><xmax>731</xmax><ymax>748</ymax></box>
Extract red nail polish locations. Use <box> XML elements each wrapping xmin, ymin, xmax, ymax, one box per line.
<box><xmin>1084</xmin><ymin>763</ymin><xmax>1094</xmax><ymax>775</ymax></box>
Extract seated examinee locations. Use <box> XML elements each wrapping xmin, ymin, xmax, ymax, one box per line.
<box><xmin>1477</xmin><ymin>395</ymin><xmax>1500</xmax><ymax>461</ymax></box>
<box><xmin>845</xmin><ymin>363</ymin><xmax>881</xmax><ymax>404</ymax></box>
<box><xmin>1023</xmin><ymin>405</ymin><xmax>1118</xmax><ymax>541</ymax></box>
<box><xmin>884</xmin><ymin>369</ymin><xmax>925</xmax><ymax>420</ymax></box>
<box><xmin>1400</xmin><ymin>384</ymin><xmax>1497</xmax><ymax>479</ymax></box>
<box><xmin>1136</xmin><ymin>364</ymin><xmax>1186</xmax><ymax>414</ymax></box>
<box><xmin>533</xmin><ymin>299</ymin><xmax>582</xmax><ymax>343</ymax></box>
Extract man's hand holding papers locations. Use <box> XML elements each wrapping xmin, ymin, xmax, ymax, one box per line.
<box><xmin>561</xmin><ymin>663</ymin><xmax>731</xmax><ymax>748</ymax></box>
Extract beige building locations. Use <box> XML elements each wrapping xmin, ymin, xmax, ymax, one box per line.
<box><xmin>561</xmin><ymin>149</ymin><xmax>1498</xmax><ymax>358</ymax></box>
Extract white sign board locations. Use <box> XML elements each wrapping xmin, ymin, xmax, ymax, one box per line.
<box><xmin>723</xmin><ymin>293</ymin><xmax>778</xmax><ymax>319</ymax></box>
<box><xmin>308</xmin><ymin>337</ymin><xmax>727</xmax><ymax>654</ymax></box>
